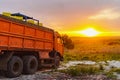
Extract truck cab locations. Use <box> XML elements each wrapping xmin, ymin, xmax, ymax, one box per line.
<box><xmin>54</xmin><ymin>32</ymin><xmax>64</xmax><ymax>59</ymax></box>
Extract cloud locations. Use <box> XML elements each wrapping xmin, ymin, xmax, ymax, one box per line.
<box><xmin>89</xmin><ymin>8</ymin><xmax>120</xmax><ymax>20</ymax></box>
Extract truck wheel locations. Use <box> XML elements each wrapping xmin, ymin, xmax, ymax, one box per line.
<box><xmin>22</xmin><ymin>56</ymin><xmax>38</xmax><ymax>74</ymax></box>
<box><xmin>54</xmin><ymin>55</ymin><xmax>60</xmax><ymax>68</ymax></box>
<box><xmin>5</xmin><ymin>56</ymin><xmax>23</xmax><ymax>78</ymax></box>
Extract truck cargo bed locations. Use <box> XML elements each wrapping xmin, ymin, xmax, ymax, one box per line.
<box><xmin>0</xmin><ymin>15</ymin><xmax>54</xmax><ymax>51</ymax></box>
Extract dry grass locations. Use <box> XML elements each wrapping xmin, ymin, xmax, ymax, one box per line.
<box><xmin>59</xmin><ymin>64</ymin><xmax>101</xmax><ymax>76</ymax></box>
<box><xmin>64</xmin><ymin>37</ymin><xmax>120</xmax><ymax>62</ymax></box>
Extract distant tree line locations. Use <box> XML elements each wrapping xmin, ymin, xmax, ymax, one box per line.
<box><xmin>61</xmin><ymin>34</ymin><xmax>74</xmax><ymax>49</ymax></box>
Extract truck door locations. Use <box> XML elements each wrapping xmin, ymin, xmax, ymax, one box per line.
<box><xmin>54</xmin><ymin>32</ymin><xmax>64</xmax><ymax>56</ymax></box>
<box><xmin>57</xmin><ymin>37</ymin><xmax>64</xmax><ymax>55</ymax></box>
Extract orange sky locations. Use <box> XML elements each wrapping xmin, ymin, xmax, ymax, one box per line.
<box><xmin>1</xmin><ymin>0</ymin><xmax>120</xmax><ymax>37</ymax></box>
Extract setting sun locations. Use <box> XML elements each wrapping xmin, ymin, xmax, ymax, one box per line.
<box><xmin>80</xmin><ymin>28</ymin><xmax>100</xmax><ymax>37</ymax></box>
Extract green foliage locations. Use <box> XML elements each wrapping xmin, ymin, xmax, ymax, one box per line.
<box><xmin>115</xmin><ymin>69</ymin><xmax>120</xmax><ymax>74</ymax></box>
<box><xmin>103</xmin><ymin>68</ymin><xmax>118</xmax><ymax>79</ymax></box>
<box><xmin>61</xmin><ymin>34</ymin><xmax>74</xmax><ymax>49</ymax></box>
<box><xmin>111</xmin><ymin>68</ymin><xmax>120</xmax><ymax>74</ymax></box>
<box><xmin>105</xmin><ymin>71</ymin><xmax>117</xmax><ymax>79</ymax></box>
<box><xmin>81</xmin><ymin>56</ymin><xmax>89</xmax><ymax>60</ymax></box>
<box><xmin>59</xmin><ymin>65</ymin><xmax>101</xmax><ymax>76</ymax></box>
<box><xmin>63</xmin><ymin>53</ymin><xmax>77</xmax><ymax>62</ymax></box>
<box><xmin>99</xmin><ymin>64</ymin><xmax>104</xmax><ymax>71</ymax></box>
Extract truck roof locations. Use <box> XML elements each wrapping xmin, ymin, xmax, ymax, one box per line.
<box><xmin>0</xmin><ymin>14</ymin><xmax>54</xmax><ymax>32</ymax></box>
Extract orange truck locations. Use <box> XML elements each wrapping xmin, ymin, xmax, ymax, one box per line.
<box><xmin>0</xmin><ymin>12</ymin><xmax>64</xmax><ymax>77</ymax></box>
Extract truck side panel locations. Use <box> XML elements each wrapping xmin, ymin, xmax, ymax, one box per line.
<box><xmin>35</xmin><ymin>41</ymin><xmax>44</xmax><ymax>49</ymax></box>
<box><xmin>0</xmin><ymin>16</ymin><xmax>54</xmax><ymax>51</ymax></box>
<box><xmin>11</xmin><ymin>23</ymin><xmax>24</xmax><ymax>35</ymax></box>
<box><xmin>0</xmin><ymin>35</ymin><xmax>8</xmax><ymax>47</ymax></box>
<box><xmin>25</xmin><ymin>27</ymin><xmax>35</xmax><ymax>37</ymax></box>
<box><xmin>9</xmin><ymin>37</ymin><xmax>23</xmax><ymax>48</ymax></box>
<box><xmin>24</xmin><ymin>39</ymin><xmax>34</xmax><ymax>48</ymax></box>
<box><xmin>36</xmin><ymin>30</ymin><xmax>44</xmax><ymax>39</ymax></box>
<box><xmin>0</xmin><ymin>20</ymin><xmax>10</xmax><ymax>32</ymax></box>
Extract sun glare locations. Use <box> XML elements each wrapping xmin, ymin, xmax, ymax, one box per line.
<box><xmin>80</xmin><ymin>28</ymin><xmax>100</xmax><ymax>37</ymax></box>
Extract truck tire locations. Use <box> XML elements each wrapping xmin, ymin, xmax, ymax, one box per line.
<box><xmin>54</xmin><ymin>55</ymin><xmax>60</xmax><ymax>68</ymax></box>
<box><xmin>5</xmin><ymin>56</ymin><xmax>23</xmax><ymax>78</ymax></box>
<box><xmin>22</xmin><ymin>56</ymin><xmax>38</xmax><ymax>74</ymax></box>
